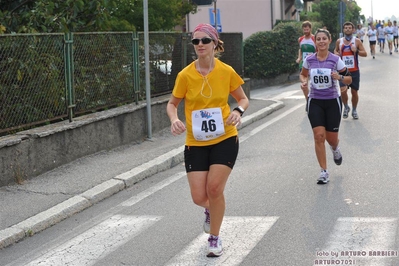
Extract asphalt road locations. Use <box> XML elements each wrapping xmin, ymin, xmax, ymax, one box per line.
<box><xmin>0</xmin><ymin>41</ymin><xmax>398</xmax><ymax>266</ymax></box>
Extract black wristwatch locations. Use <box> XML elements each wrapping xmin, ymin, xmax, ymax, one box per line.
<box><xmin>233</xmin><ymin>106</ymin><xmax>245</xmax><ymax>116</ymax></box>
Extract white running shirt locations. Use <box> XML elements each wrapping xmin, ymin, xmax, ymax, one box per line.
<box><xmin>393</xmin><ymin>25</ymin><xmax>398</xmax><ymax>36</ymax></box>
<box><xmin>356</xmin><ymin>29</ymin><xmax>365</xmax><ymax>41</ymax></box>
<box><xmin>377</xmin><ymin>27</ymin><xmax>385</xmax><ymax>39</ymax></box>
<box><xmin>368</xmin><ymin>29</ymin><xmax>377</xmax><ymax>41</ymax></box>
<box><xmin>385</xmin><ymin>26</ymin><xmax>394</xmax><ymax>35</ymax></box>
<box><xmin>385</xmin><ymin>26</ymin><xmax>394</xmax><ymax>41</ymax></box>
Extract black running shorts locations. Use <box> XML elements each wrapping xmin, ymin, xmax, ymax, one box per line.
<box><xmin>184</xmin><ymin>136</ymin><xmax>239</xmax><ymax>172</ymax></box>
<box><xmin>308</xmin><ymin>97</ymin><xmax>342</xmax><ymax>132</ymax></box>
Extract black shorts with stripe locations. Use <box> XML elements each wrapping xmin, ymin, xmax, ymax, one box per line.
<box><xmin>307</xmin><ymin>97</ymin><xmax>342</xmax><ymax>132</ymax></box>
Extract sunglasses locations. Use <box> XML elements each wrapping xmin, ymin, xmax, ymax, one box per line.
<box><xmin>191</xmin><ymin>37</ymin><xmax>213</xmax><ymax>45</ymax></box>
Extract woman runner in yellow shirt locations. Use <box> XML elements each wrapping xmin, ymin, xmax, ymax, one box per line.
<box><xmin>166</xmin><ymin>23</ymin><xmax>249</xmax><ymax>258</ymax></box>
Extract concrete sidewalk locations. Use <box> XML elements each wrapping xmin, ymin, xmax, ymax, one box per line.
<box><xmin>0</xmin><ymin>95</ymin><xmax>286</xmax><ymax>249</ymax></box>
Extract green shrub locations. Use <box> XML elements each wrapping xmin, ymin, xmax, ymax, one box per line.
<box><xmin>244</xmin><ymin>21</ymin><xmax>322</xmax><ymax>79</ymax></box>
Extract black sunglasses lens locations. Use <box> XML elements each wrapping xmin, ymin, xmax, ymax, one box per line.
<box><xmin>191</xmin><ymin>37</ymin><xmax>212</xmax><ymax>45</ymax></box>
<box><xmin>202</xmin><ymin>38</ymin><xmax>212</xmax><ymax>44</ymax></box>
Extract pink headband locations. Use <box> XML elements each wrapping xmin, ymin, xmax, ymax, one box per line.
<box><xmin>193</xmin><ymin>23</ymin><xmax>218</xmax><ymax>42</ymax></box>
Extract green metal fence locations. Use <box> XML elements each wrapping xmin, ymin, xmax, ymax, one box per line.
<box><xmin>0</xmin><ymin>32</ymin><xmax>243</xmax><ymax>136</ymax></box>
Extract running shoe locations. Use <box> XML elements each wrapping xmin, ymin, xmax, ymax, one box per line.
<box><xmin>203</xmin><ymin>208</ymin><xmax>210</xmax><ymax>234</ymax></box>
<box><xmin>330</xmin><ymin>146</ymin><xmax>342</xmax><ymax>165</ymax></box>
<box><xmin>373</xmin><ymin>56</ymin><xmax>375</xmax><ymax>59</ymax></box>
<box><xmin>207</xmin><ymin>235</ymin><xmax>223</xmax><ymax>257</ymax></box>
<box><xmin>317</xmin><ymin>170</ymin><xmax>329</xmax><ymax>184</ymax></box>
<box><xmin>352</xmin><ymin>110</ymin><xmax>359</xmax><ymax>119</ymax></box>
<box><xmin>343</xmin><ymin>106</ymin><xmax>350</xmax><ymax>119</ymax></box>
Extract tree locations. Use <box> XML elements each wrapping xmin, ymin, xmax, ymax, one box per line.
<box><xmin>299</xmin><ymin>11</ymin><xmax>321</xmax><ymax>22</ymax></box>
<box><xmin>343</xmin><ymin>0</ymin><xmax>362</xmax><ymax>25</ymax></box>
<box><xmin>0</xmin><ymin>0</ymin><xmax>112</xmax><ymax>33</ymax></box>
<box><xmin>317</xmin><ymin>0</ymin><xmax>339</xmax><ymax>35</ymax></box>
<box><xmin>301</xmin><ymin>0</ymin><xmax>362</xmax><ymax>36</ymax></box>
<box><xmin>107</xmin><ymin>0</ymin><xmax>137</xmax><ymax>31</ymax></box>
<box><xmin>118</xmin><ymin>0</ymin><xmax>194</xmax><ymax>31</ymax></box>
<box><xmin>0</xmin><ymin>0</ymin><xmax>196</xmax><ymax>33</ymax></box>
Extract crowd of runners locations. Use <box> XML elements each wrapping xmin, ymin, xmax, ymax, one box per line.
<box><xmin>365</xmin><ymin>19</ymin><xmax>398</xmax><ymax>57</ymax></box>
<box><xmin>164</xmin><ymin>18</ymin><xmax>397</xmax><ymax>258</ymax></box>
<box><xmin>295</xmin><ymin>18</ymin><xmax>397</xmax><ymax>186</ymax></box>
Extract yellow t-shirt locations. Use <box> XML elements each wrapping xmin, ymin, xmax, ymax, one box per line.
<box><xmin>172</xmin><ymin>58</ymin><xmax>244</xmax><ymax>146</ymax></box>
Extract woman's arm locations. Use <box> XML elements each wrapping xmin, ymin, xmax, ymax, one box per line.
<box><xmin>167</xmin><ymin>95</ymin><xmax>186</xmax><ymax>136</ymax></box>
<box><xmin>228</xmin><ymin>86</ymin><xmax>249</xmax><ymax>126</ymax></box>
<box><xmin>337</xmin><ymin>67</ymin><xmax>352</xmax><ymax>85</ymax></box>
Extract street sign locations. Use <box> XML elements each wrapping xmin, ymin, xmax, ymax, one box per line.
<box><xmin>209</xmin><ymin>8</ymin><xmax>222</xmax><ymax>32</ymax></box>
<box><xmin>209</xmin><ymin>8</ymin><xmax>221</xmax><ymax>26</ymax></box>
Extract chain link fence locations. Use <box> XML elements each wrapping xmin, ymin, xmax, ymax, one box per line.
<box><xmin>72</xmin><ymin>32</ymin><xmax>137</xmax><ymax>116</ymax></box>
<box><xmin>0</xmin><ymin>33</ymin><xmax>66</xmax><ymax>134</ymax></box>
<box><xmin>0</xmin><ymin>32</ymin><xmax>243</xmax><ymax>136</ymax></box>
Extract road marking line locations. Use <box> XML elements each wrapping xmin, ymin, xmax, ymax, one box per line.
<box><xmin>24</xmin><ymin>215</ymin><xmax>161</xmax><ymax>266</ymax></box>
<box><xmin>251</xmin><ymin>89</ymin><xmax>300</xmax><ymax>101</ymax></box>
<box><xmin>285</xmin><ymin>95</ymin><xmax>306</xmax><ymax>99</ymax></box>
<box><xmin>120</xmin><ymin>171</ymin><xmax>186</xmax><ymax>207</ymax></box>
<box><xmin>315</xmin><ymin>217</ymin><xmax>398</xmax><ymax>266</ymax></box>
<box><xmin>240</xmin><ymin>103</ymin><xmax>304</xmax><ymax>143</ymax></box>
<box><xmin>270</xmin><ymin>90</ymin><xmax>302</xmax><ymax>101</ymax></box>
<box><xmin>165</xmin><ymin>216</ymin><xmax>279</xmax><ymax>266</ymax></box>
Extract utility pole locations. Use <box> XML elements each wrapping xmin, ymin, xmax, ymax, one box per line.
<box><xmin>371</xmin><ymin>0</ymin><xmax>373</xmax><ymax>21</ymax></box>
<box><xmin>339</xmin><ymin>0</ymin><xmax>346</xmax><ymax>37</ymax></box>
<box><xmin>214</xmin><ymin>0</ymin><xmax>217</xmax><ymax>30</ymax></box>
<box><xmin>143</xmin><ymin>0</ymin><xmax>152</xmax><ymax>139</ymax></box>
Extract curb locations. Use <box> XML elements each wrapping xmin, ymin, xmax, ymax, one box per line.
<box><xmin>0</xmin><ymin>100</ymin><xmax>284</xmax><ymax>249</ymax></box>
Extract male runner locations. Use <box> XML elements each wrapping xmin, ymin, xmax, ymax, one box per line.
<box><xmin>295</xmin><ymin>21</ymin><xmax>316</xmax><ymax>109</ymax></box>
<box><xmin>384</xmin><ymin>21</ymin><xmax>395</xmax><ymax>55</ymax></box>
<box><xmin>356</xmin><ymin>24</ymin><xmax>365</xmax><ymax>43</ymax></box>
<box><xmin>367</xmin><ymin>24</ymin><xmax>377</xmax><ymax>59</ymax></box>
<box><xmin>377</xmin><ymin>23</ymin><xmax>385</xmax><ymax>53</ymax></box>
<box><xmin>392</xmin><ymin>20</ymin><xmax>398</xmax><ymax>52</ymax></box>
<box><xmin>334</xmin><ymin>22</ymin><xmax>367</xmax><ymax>120</ymax></box>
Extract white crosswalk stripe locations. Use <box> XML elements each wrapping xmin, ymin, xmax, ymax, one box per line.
<box><xmin>4</xmin><ymin>173</ymin><xmax>397</xmax><ymax>265</ymax></box>
<box><xmin>24</xmin><ymin>215</ymin><xmax>161</xmax><ymax>266</ymax></box>
<box><xmin>119</xmin><ymin>172</ymin><xmax>186</xmax><ymax>207</ymax></box>
<box><xmin>314</xmin><ymin>217</ymin><xmax>398</xmax><ymax>266</ymax></box>
<box><xmin>6</xmin><ymin>215</ymin><xmax>398</xmax><ymax>265</ymax></box>
<box><xmin>165</xmin><ymin>216</ymin><xmax>279</xmax><ymax>266</ymax></box>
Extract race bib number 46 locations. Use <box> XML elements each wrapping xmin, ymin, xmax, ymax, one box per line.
<box><xmin>191</xmin><ymin>107</ymin><xmax>225</xmax><ymax>141</ymax></box>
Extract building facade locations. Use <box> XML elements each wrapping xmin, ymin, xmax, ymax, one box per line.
<box><xmin>186</xmin><ymin>0</ymin><xmax>299</xmax><ymax>39</ymax></box>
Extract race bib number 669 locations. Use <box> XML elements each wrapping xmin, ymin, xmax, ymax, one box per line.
<box><xmin>310</xmin><ymin>68</ymin><xmax>332</xmax><ymax>90</ymax></box>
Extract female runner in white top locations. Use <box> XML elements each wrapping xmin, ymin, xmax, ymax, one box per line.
<box><xmin>367</xmin><ymin>24</ymin><xmax>377</xmax><ymax>58</ymax></box>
